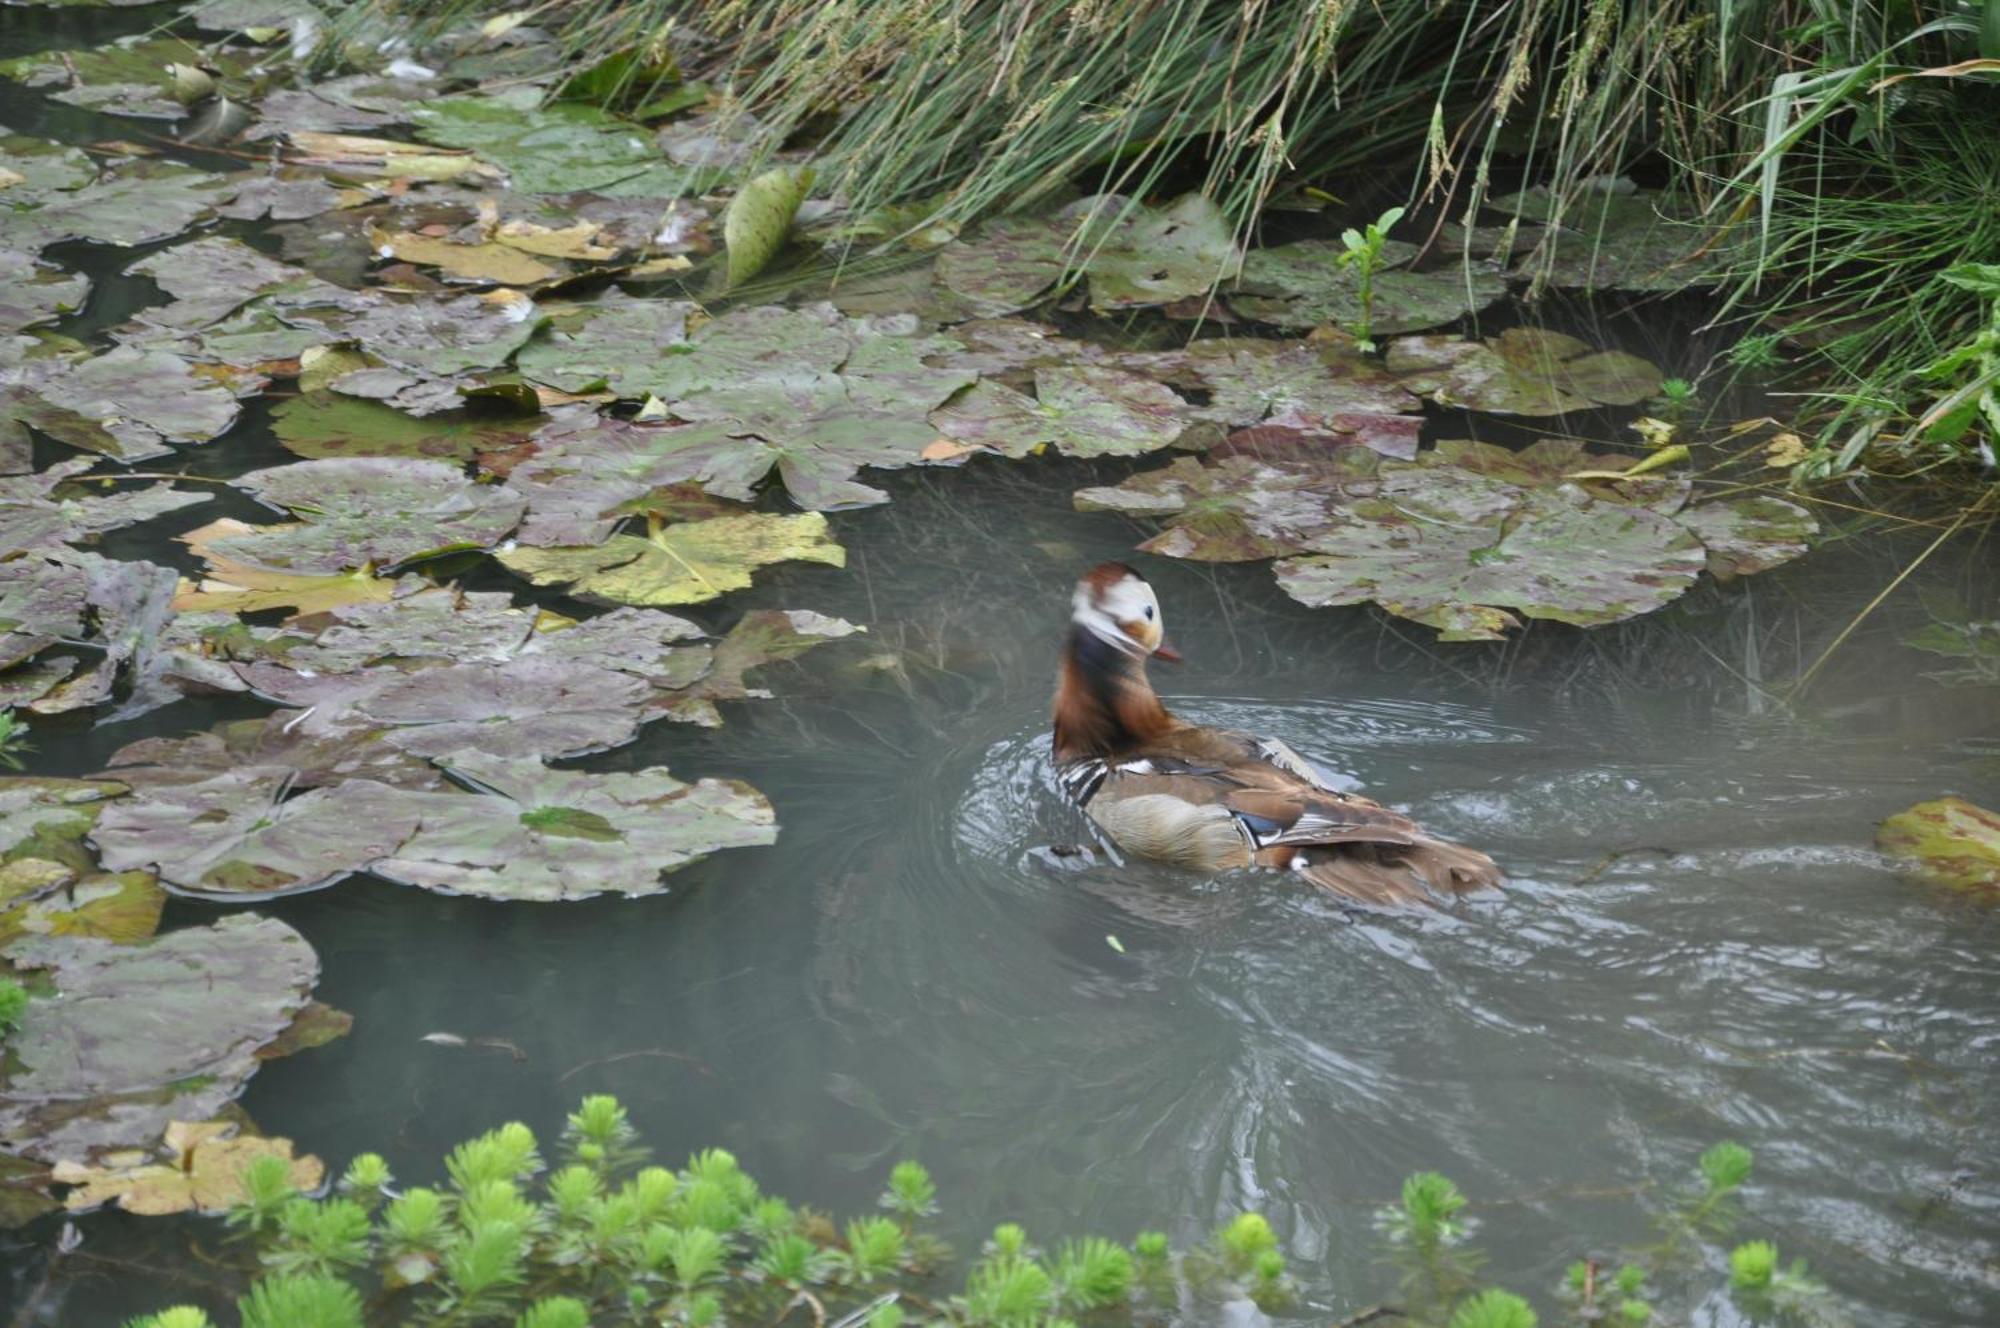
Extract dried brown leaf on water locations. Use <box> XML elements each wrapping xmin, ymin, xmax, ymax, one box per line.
<box><xmin>52</xmin><ymin>1121</ymin><xmax>323</xmax><ymax>1216</ymax></box>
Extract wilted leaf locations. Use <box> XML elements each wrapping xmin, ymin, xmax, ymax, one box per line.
<box><xmin>54</xmin><ymin>1123</ymin><xmax>323</xmax><ymax>1216</ymax></box>
<box><xmin>1388</xmin><ymin>327</ymin><xmax>1663</xmax><ymax>415</ymax></box>
<box><xmin>369</xmin><ymin>226</ymin><xmax>559</xmax><ymax>287</ymax></box>
<box><xmin>725</xmin><ymin>165</ymin><xmax>811</xmax><ymax>288</ymax></box>
<box><xmin>285</xmin><ymin>130</ymin><xmax>499</xmax><ymax>184</ymax></box>
<box><xmin>931</xmin><ymin>364</ymin><xmax>1188</xmax><ymax>458</ymax></box>
<box><xmin>0</xmin><ymin>871</ymin><xmax>163</xmax><ymax>951</ymax></box>
<box><xmin>371</xmin><ymin>753</ymin><xmax>775</xmax><ymax>901</ymax></box>
<box><xmin>498</xmin><ymin>511</ymin><xmax>846</xmax><ymax>606</ymax></box>
<box><xmin>0</xmin><ymin>914</ymin><xmax>323</xmax><ymax>1162</ymax></box>
<box><xmin>175</xmin><ymin>522</ymin><xmax>402</xmax><ymax>614</ymax></box>
<box><xmin>1876</xmin><ymin>797</ymin><xmax>2000</xmax><ymax>896</ymax></box>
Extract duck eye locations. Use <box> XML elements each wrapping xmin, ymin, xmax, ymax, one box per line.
<box><xmin>1144</xmin><ymin>605</ymin><xmax>1155</xmax><ymax>620</ymax></box>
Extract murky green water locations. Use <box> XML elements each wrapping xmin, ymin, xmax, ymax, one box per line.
<box><xmin>5</xmin><ymin>8</ymin><xmax>2000</xmax><ymax>1325</ymax></box>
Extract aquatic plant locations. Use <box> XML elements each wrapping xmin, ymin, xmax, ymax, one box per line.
<box><xmin>1334</xmin><ymin>206</ymin><xmax>1408</xmax><ymax>352</ymax></box>
<box><xmin>0</xmin><ymin>976</ymin><xmax>27</xmax><ymax>1036</ymax></box>
<box><xmin>0</xmin><ymin>711</ymin><xmax>32</xmax><ymax>772</ymax></box>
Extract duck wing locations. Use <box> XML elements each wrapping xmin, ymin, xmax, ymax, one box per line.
<box><xmin>1116</xmin><ymin>727</ymin><xmax>1504</xmax><ymax>907</ymax></box>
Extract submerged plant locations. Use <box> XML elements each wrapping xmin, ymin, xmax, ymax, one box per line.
<box><xmin>0</xmin><ymin>709</ymin><xmax>32</xmax><ymax>772</ymax></box>
<box><xmin>1334</xmin><ymin>206</ymin><xmax>1407</xmax><ymax>352</ymax></box>
<box><xmin>0</xmin><ymin>977</ymin><xmax>28</xmax><ymax>1037</ymax></box>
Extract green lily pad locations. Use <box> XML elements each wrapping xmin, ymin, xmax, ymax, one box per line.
<box><xmin>412</xmin><ymin>86</ymin><xmax>694</xmax><ymax>196</ymax></box>
<box><xmin>0</xmin><ymin>913</ymin><xmax>322</xmax><ymax>1163</ymax></box>
<box><xmin>0</xmin><ymin>460</ymin><xmax>210</xmax><ymax>556</ymax></box>
<box><xmin>1496</xmin><ymin>184</ymin><xmax>1736</xmax><ymax>292</ymax></box>
<box><xmin>1125</xmin><ymin>337</ymin><xmax>1415</xmax><ymax>437</ymax></box>
<box><xmin>1876</xmin><ymin>797</ymin><xmax>2000</xmax><ymax>896</ymax></box>
<box><xmin>1275</xmin><ymin>481</ymin><xmax>1706</xmax><ymax>640</ymax></box>
<box><xmin>0</xmin><ymin>250</ymin><xmax>87</xmax><ymax>335</ymax></box>
<box><xmin>314</xmin><ymin>290</ymin><xmax>545</xmax><ymax>382</ymax></box>
<box><xmin>633</xmin><ymin>302</ymin><xmax>855</xmax><ymax>402</ymax></box>
<box><xmin>124</xmin><ymin>237</ymin><xmax>354</xmax><ymax>333</ymax></box>
<box><xmin>498</xmin><ymin>511</ymin><xmax>847</xmax><ymax>607</ymax></box>
<box><xmin>1075</xmin><ymin>451</ymin><xmax>1378</xmax><ymax>562</ymax></box>
<box><xmin>0</xmin><ymin>776</ymin><xmax>129</xmax><ymax>875</ymax></box>
<box><xmin>1674</xmin><ymin>495</ymin><xmax>1817</xmax><ymax>578</ymax></box>
<box><xmin>218</xmin><ymin>458</ymin><xmax>525</xmax><ymax>573</ymax></box>
<box><xmin>90</xmin><ymin>768</ymin><xmax>420</xmax><ymax>896</ymax></box>
<box><xmin>936</xmin><ymin>194</ymin><xmax>1241</xmax><ymax>315</ymax></box>
<box><xmin>502</xmin><ymin>415</ymin><xmax>751</xmax><ymax>545</ymax></box>
<box><xmin>1</xmin><ymin>345</ymin><xmax>241</xmax><ymax>462</ymax></box>
<box><xmin>272</xmin><ymin>394</ymin><xmax>538</xmax><ymax>461</ymax></box>
<box><xmin>371</xmin><ymin>753</ymin><xmax>775</xmax><ymax>901</ymax></box>
<box><xmin>1231</xmin><ymin>238</ymin><xmax>1506</xmax><ymax>333</ymax></box>
<box><xmin>514</xmin><ymin>294</ymin><xmax>698</xmax><ymax>396</ymax></box>
<box><xmin>930</xmin><ymin>364</ymin><xmax>1188</xmax><ymax>458</ymax></box>
<box><xmin>0</xmin><ymin>36</ymin><xmax>259</xmax><ymax>120</ymax></box>
<box><xmin>1388</xmin><ymin>327</ymin><xmax>1663</xmax><ymax>415</ymax></box>
<box><xmin>1417</xmin><ymin>438</ymin><xmax>1692</xmax><ymax>513</ymax></box>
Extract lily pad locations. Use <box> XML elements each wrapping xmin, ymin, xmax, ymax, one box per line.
<box><xmin>1076</xmin><ymin>451</ymin><xmax>1377</xmax><ymax>562</ymax></box>
<box><xmin>1125</xmin><ymin>337</ymin><xmax>1415</xmax><ymax>436</ymax></box>
<box><xmin>53</xmin><ymin>1120</ymin><xmax>324</xmax><ymax>1216</ymax></box>
<box><xmin>2</xmin><ymin>345</ymin><xmax>241</xmax><ymax>462</ymax></box>
<box><xmin>1675</xmin><ymin>495</ymin><xmax>1817</xmax><ymax>577</ymax></box>
<box><xmin>0</xmin><ymin>250</ymin><xmax>87</xmax><ymax>334</ymax></box>
<box><xmin>0</xmin><ymin>775</ymin><xmax>129</xmax><ymax>873</ymax></box>
<box><xmin>498</xmin><ymin>511</ymin><xmax>847</xmax><ymax>607</ymax></box>
<box><xmin>1497</xmin><ymin>184</ymin><xmax>1736</xmax><ymax>292</ymax></box>
<box><xmin>514</xmin><ymin>294</ymin><xmax>698</xmax><ymax>396</ymax></box>
<box><xmin>930</xmin><ymin>364</ymin><xmax>1188</xmax><ymax>458</ymax></box>
<box><xmin>371</xmin><ymin>754</ymin><xmax>775</xmax><ymax>901</ymax></box>
<box><xmin>0</xmin><ymin>460</ymin><xmax>210</xmax><ymax>555</ymax></box>
<box><xmin>236</xmin><ymin>654</ymin><xmax>658</xmax><ymax>762</ymax></box>
<box><xmin>272</xmin><ymin>393</ymin><xmax>539</xmax><ymax>461</ymax></box>
<box><xmin>312</xmin><ymin>290</ymin><xmax>544</xmax><ymax>382</ymax></box>
<box><xmin>3</xmin><ymin>154</ymin><xmax>236</xmax><ymax>251</ymax></box>
<box><xmin>0</xmin><ymin>913</ymin><xmax>322</xmax><ymax>1162</ymax></box>
<box><xmin>1232</xmin><ymin>238</ymin><xmax>1506</xmax><ymax>333</ymax></box>
<box><xmin>174</xmin><ymin>522</ymin><xmax>403</xmax><ymax>614</ymax></box>
<box><xmin>501</xmin><ymin>414</ymin><xmax>749</xmax><ymax>545</ymax></box>
<box><xmin>0</xmin><ymin>871</ymin><xmax>164</xmax><ymax>954</ymax></box>
<box><xmin>105</xmin><ymin>713</ymin><xmax>445</xmax><ymax>795</ymax></box>
<box><xmin>91</xmin><ymin>768</ymin><xmax>419</xmax><ymax>896</ymax></box>
<box><xmin>660</xmin><ymin>609</ymin><xmax>860</xmax><ymax>727</ymax></box>
<box><xmin>124</xmin><ymin>237</ymin><xmax>353</xmax><ymax>333</ymax></box>
<box><xmin>217</xmin><ymin>458</ymin><xmax>525</xmax><ymax>572</ymax></box>
<box><xmin>1388</xmin><ymin>328</ymin><xmax>1663</xmax><ymax>415</ymax></box>
<box><xmin>1275</xmin><ymin>481</ymin><xmax>1706</xmax><ymax>639</ymax></box>
<box><xmin>0</xmin><ymin>36</ymin><xmax>259</xmax><ymax>119</ymax></box>
<box><xmin>369</xmin><ymin>226</ymin><xmax>560</xmax><ymax>288</ymax></box>
<box><xmin>412</xmin><ymin>87</ymin><xmax>693</xmax><ymax>196</ymax></box>
<box><xmin>1876</xmin><ymin>797</ymin><xmax>2000</xmax><ymax>896</ymax></box>
<box><xmin>0</xmin><ymin>549</ymin><xmax>176</xmax><ymax>714</ymax></box>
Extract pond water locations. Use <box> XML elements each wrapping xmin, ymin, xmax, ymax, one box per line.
<box><xmin>4</xmin><ymin>9</ymin><xmax>1999</xmax><ymax>1327</ymax></box>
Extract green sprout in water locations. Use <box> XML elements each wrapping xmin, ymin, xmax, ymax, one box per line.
<box><xmin>1334</xmin><ymin>205</ymin><xmax>1407</xmax><ymax>353</ymax></box>
<box><xmin>1726</xmin><ymin>332</ymin><xmax>1785</xmax><ymax>372</ymax></box>
<box><xmin>1449</xmin><ymin>1287</ymin><xmax>1538</xmax><ymax>1328</ymax></box>
<box><xmin>0</xmin><ymin>978</ymin><xmax>27</xmax><ymax>1038</ymax></box>
<box><xmin>0</xmin><ymin>709</ymin><xmax>31</xmax><ymax>772</ymax></box>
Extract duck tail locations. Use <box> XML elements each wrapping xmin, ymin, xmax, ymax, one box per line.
<box><xmin>1284</xmin><ymin>836</ymin><xmax>1504</xmax><ymax>908</ymax></box>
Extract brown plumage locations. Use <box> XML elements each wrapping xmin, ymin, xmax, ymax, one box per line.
<box><xmin>1052</xmin><ymin>562</ymin><xmax>1502</xmax><ymax>908</ymax></box>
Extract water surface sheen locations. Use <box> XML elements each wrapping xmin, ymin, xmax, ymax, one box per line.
<box><xmin>41</xmin><ymin>460</ymin><xmax>1984</xmax><ymax>1324</ymax></box>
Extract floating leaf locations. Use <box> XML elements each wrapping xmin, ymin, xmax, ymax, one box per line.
<box><xmin>1076</xmin><ymin>193</ymin><xmax>1242</xmax><ymax>310</ymax></box>
<box><xmin>0</xmin><ymin>871</ymin><xmax>163</xmax><ymax>951</ymax></box>
<box><xmin>0</xmin><ymin>549</ymin><xmax>176</xmax><ymax>715</ymax></box>
<box><xmin>931</xmin><ymin>365</ymin><xmax>1187</xmax><ymax>458</ymax></box>
<box><xmin>0</xmin><ymin>250</ymin><xmax>88</xmax><ymax>335</ymax></box>
<box><xmin>369</xmin><ymin>226</ymin><xmax>559</xmax><ymax>287</ymax></box>
<box><xmin>371</xmin><ymin>754</ymin><xmax>775</xmax><ymax>901</ymax></box>
<box><xmin>1275</xmin><ymin>482</ymin><xmax>1706</xmax><ymax>640</ymax></box>
<box><xmin>91</xmin><ymin>768</ymin><xmax>420</xmax><ymax>896</ymax></box>
<box><xmin>1674</xmin><ymin>495</ymin><xmax>1817</xmax><ymax>577</ymax></box>
<box><xmin>1876</xmin><ymin>797</ymin><xmax>2000</xmax><ymax>896</ymax></box>
<box><xmin>498</xmin><ymin>511</ymin><xmax>846</xmax><ymax>607</ymax></box>
<box><xmin>0</xmin><ymin>37</ymin><xmax>257</xmax><ymax>120</ymax></box>
<box><xmin>1</xmin><ymin>345</ymin><xmax>241</xmax><ymax>462</ymax></box>
<box><xmin>124</xmin><ymin>237</ymin><xmax>353</xmax><ymax>333</ymax></box>
<box><xmin>106</xmin><ymin>713</ymin><xmax>445</xmax><ymax>795</ymax></box>
<box><xmin>514</xmin><ymin>295</ymin><xmax>698</xmax><ymax>396</ymax></box>
<box><xmin>500</xmin><ymin>415</ymin><xmax>749</xmax><ymax>545</ymax></box>
<box><xmin>0</xmin><ymin>776</ymin><xmax>129</xmax><ymax>873</ymax></box>
<box><xmin>52</xmin><ymin>1121</ymin><xmax>325</xmax><ymax>1217</ymax></box>
<box><xmin>3</xmin><ymin>152</ymin><xmax>235</xmax><ymax>251</ymax></box>
<box><xmin>412</xmin><ymin>87</ymin><xmax>692</xmax><ymax>195</ymax></box>
<box><xmin>0</xmin><ymin>460</ymin><xmax>209</xmax><ymax>556</ymax></box>
<box><xmin>935</xmin><ymin>214</ymin><xmax>1068</xmax><ymax>316</ymax></box>
<box><xmin>0</xmin><ymin>914</ymin><xmax>322</xmax><ymax>1162</ymax></box>
<box><xmin>174</xmin><ymin>522</ymin><xmax>402</xmax><ymax>615</ymax></box>
<box><xmin>271</xmin><ymin>394</ymin><xmax>538</xmax><ymax>461</ymax></box>
<box><xmin>217</xmin><ymin>459</ymin><xmax>524</xmax><ymax>573</ymax></box>
<box><xmin>661</xmin><ymin>609</ymin><xmax>860</xmax><ymax>726</ymax></box>
<box><xmin>1124</xmin><ymin>337</ymin><xmax>1415</xmax><ymax>436</ymax></box>
<box><xmin>725</xmin><ymin>165</ymin><xmax>812</xmax><ymax>288</ymax></box>
<box><xmin>313</xmin><ymin>290</ymin><xmax>543</xmax><ymax>382</ymax></box>
<box><xmin>1231</xmin><ymin>238</ymin><xmax>1506</xmax><ymax>333</ymax></box>
<box><xmin>1076</xmin><ymin>452</ymin><xmax>1377</xmax><ymax>562</ymax></box>
<box><xmin>1388</xmin><ymin>328</ymin><xmax>1663</xmax><ymax>415</ymax></box>
<box><xmin>1497</xmin><ymin>184</ymin><xmax>1736</xmax><ymax>292</ymax></box>
<box><xmin>284</xmin><ymin>130</ymin><xmax>499</xmax><ymax>184</ymax></box>
<box><xmin>238</xmin><ymin>650</ymin><xmax>659</xmax><ymax>761</ymax></box>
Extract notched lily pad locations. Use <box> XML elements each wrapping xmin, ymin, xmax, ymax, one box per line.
<box><xmin>931</xmin><ymin>365</ymin><xmax>1188</xmax><ymax>458</ymax></box>
<box><xmin>0</xmin><ymin>549</ymin><xmax>176</xmax><ymax>714</ymax></box>
<box><xmin>372</xmin><ymin>754</ymin><xmax>776</xmax><ymax>901</ymax></box>
<box><xmin>1389</xmin><ymin>327</ymin><xmax>1663</xmax><ymax>416</ymax></box>
<box><xmin>1076</xmin><ymin>451</ymin><xmax>1377</xmax><ymax>562</ymax></box>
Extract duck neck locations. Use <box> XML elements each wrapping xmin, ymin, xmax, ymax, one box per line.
<box><xmin>1053</xmin><ymin>624</ymin><xmax>1174</xmax><ymax>762</ymax></box>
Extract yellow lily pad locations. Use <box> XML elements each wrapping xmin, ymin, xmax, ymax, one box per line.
<box><xmin>174</xmin><ymin>519</ymin><xmax>400</xmax><ymax>615</ymax></box>
<box><xmin>1877</xmin><ymin>797</ymin><xmax>2000</xmax><ymax>896</ymax></box>
<box><xmin>498</xmin><ymin>511</ymin><xmax>846</xmax><ymax>607</ymax></box>
<box><xmin>52</xmin><ymin>1121</ymin><xmax>323</xmax><ymax>1215</ymax></box>
<box><xmin>369</xmin><ymin>227</ymin><xmax>558</xmax><ymax>287</ymax></box>
<box><xmin>0</xmin><ymin>870</ymin><xmax>165</xmax><ymax>949</ymax></box>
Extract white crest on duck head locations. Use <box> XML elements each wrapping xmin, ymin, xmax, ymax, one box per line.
<box><xmin>1072</xmin><ymin>562</ymin><xmax>1165</xmax><ymax>656</ymax></box>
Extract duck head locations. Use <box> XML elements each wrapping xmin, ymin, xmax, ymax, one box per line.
<box><xmin>1070</xmin><ymin>561</ymin><xmax>1180</xmax><ymax>663</ymax></box>
<box><xmin>1053</xmin><ymin>563</ymin><xmax>1179</xmax><ymax>761</ymax></box>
